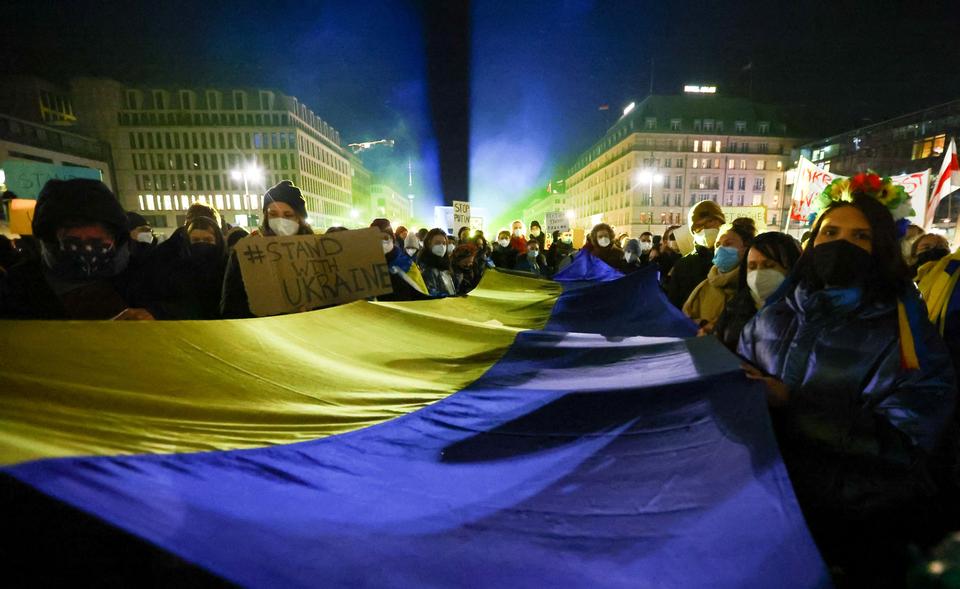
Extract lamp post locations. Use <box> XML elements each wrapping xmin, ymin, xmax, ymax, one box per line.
<box><xmin>231</xmin><ymin>163</ymin><xmax>264</xmax><ymax>227</ymax></box>
<box><xmin>636</xmin><ymin>169</ymin><xmax>663</xmax><ymax>231</ymax></box>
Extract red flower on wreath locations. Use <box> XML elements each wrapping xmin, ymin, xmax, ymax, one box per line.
<box><xmin>851</xmin><ymin>172</ymin><xmax>883</xmax><ymax>194</ymax></box>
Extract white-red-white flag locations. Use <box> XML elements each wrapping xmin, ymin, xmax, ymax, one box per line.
<box><xmin>927</xmin><ymin>138</ymin><xmax>960</xmax><ymax>228</ymax></box>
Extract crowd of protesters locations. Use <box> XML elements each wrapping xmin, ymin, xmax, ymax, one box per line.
<box><xmin>3</xmin><ymin>174</ymin><xmax>960</xmax><ymax>585</ymax></box>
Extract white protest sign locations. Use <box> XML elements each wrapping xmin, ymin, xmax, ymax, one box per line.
<box><xmin>453</xmin><ymin>201</ymin><xmax>471</xmax><ymax>234</ymax></box>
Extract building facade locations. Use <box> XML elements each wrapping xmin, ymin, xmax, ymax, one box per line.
<box><xmin>368</xmin><ymin>183</ymin><xmax>413</xmax><ymax>227</ymax></box>
<box><xmin>0</xmin><ymin>113</ymin><xmax>114</xmax><ymax>197</ymax></box>
<box><xmin>564</xmin><ymin>92</ymin><xmax>806</xmax><ymax>237</ymax></box>
<box><xmin>799</xmin><ymin>99</ymin><xmax>960</xmax><ymax>226</ymax></box>
<box><xmin>69</xmin><ymin>77</ymin><xmax>353</xmax><ymax>235</ymax></box>
<box><xmin>522</xmin><ymin>191</ymin><xmax>567</xmax><ymax>230</ymax></box>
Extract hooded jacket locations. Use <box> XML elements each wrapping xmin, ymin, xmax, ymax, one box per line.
<box><xmin>0</xmin><ymin>179</ymin><xmax>146</xmax><ymax>319</ymax></box>
<box><xmin>140</xmin><ymin>234</ymin><xmax>227</xmax><ymax>319</ymax></box>
<box><xmin>739</xmin><ymin>283</ymin><xmax>957</xmax><ymax>518</ymax></box>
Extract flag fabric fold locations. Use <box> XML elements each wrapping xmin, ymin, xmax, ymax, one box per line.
<box><xmin>1</xmin><ymin>268</ymin><xmax>829</xmax><ymax>588</ymax></box>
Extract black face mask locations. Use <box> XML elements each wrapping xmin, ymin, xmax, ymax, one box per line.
<box><xmin>916</xmin><ymin>247</ymin><xmax>950</xmax><ymax>267</ymax></box>
<box><xmin>189</xmin><ymin>242</ymin><xmax>221</xmax><ymax>264</ymax></box>
<box><xmin>810</xmin><ymin>239</ymin><xmax>873</xmax><ymax>287</ymax></box>
<box><xmin>45</xmin><ymin>237</ymin><xmax>121</xmax><ymax>280</ymax></box>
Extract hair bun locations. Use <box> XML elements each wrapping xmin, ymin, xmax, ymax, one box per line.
<box><xmin>731</xmin><ymin>217</ymin><xmax>756</xmax><ymax>231</ymax></box>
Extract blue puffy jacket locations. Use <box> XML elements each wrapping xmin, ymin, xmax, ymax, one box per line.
<box><xmin>739</xmin><ymin>283</ymin><xmax>957</xmax><ymax>518</ymax></box>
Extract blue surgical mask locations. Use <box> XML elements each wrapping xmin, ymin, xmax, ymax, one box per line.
<box><xmin>712</xmin><ymin>246</ymin><xmax>740</xmax><ymax>273</ymax></box>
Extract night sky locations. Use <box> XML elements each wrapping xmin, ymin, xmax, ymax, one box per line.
<box><xmin>4</xmin><ymin>0</ymin><xmax>959</xmax><ymax>223</ymax></box>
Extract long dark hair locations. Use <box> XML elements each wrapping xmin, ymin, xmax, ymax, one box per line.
<box><xmin>736</xmin><ymin>231</ymin><xmax>802</xmax><ymax>290</ymax></box>
<box><xmin>417</xmin><ymin>228</ymin><xmax>450</xmax><ymax>269</ymax></box>
<box><xmin>791</xmin><ymin>195</ymin><xmax>910</xmax><ymax>304</ymax></box>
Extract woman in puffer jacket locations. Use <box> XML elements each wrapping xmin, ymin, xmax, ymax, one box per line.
<box><xmin>738</xmin><ymin>186</ymin><xmax>958</xmax><ymax>586</ymax></box>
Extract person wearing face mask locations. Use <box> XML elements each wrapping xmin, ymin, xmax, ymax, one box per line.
<box><xmin>622</xmin><ymin>239</ymin><xmax>644</xmax><ymax>272</ymax></box>
<box><xmin>912</xmin><ymin>233</ymin><xmax>951</xmax><ymax>281</ymax></box>
<box><xmin>587</xmin><ymin>223</ymin><xmax>628</xmax><ymax>273</ymax></box>
<box><xmin>125</xmin><ymin>211</ymin><xmax>156</xmax><ymax>262</ymax></box>
<box><xmin>683</xmin><ymin>217</ymin><xmax>756</xmax><ymax>329</ymax></box>
<box><xmin>509</xmin><ymin>220</ymin><xmax>528</xmax><ymax>255</ymax></box>
<box><xmin>221</xmin><ymin>180</ymin><xmax>314</xmax><ymax>318</ymax></box>
<box><xmin>667</xmin><ymin>201</ymin><xmax>726</xmax><ymax>309</ymax></box>
<box><xmin>547</xmin><ymin>230</ymin><xmax>576</xmax><ymax>274</ymax></box>
<box><xmin>403</xmin><ymin>231</ymin><xmax>421</xmax><ymax>259</ymax></box>
<box><xmin>739</xmin><ymin>176</ymin><xmax>958</xmax><ymax>585</ymax></box>
<box><xmin>492</xmin><ymin>230</ymin><xmax>518</xmax><ymax>269</ymax></box>
<box><xmin>528</xmin><ymin>220</ymin><xmax>546</xmax><ymax>252</ymax></box>
<box><xmin>514</xmin><ymin>240</ymin><xmax>548</xmax><ymax>276</ymax></box>
<box><xmin>370</xmin><ymin>218</ymin><xmax>428</xmax><ymax>301</ymax></box>
<box><xmin>636</xmin><ymin>232</ymin><xmax>655</xmax><ymax>264</ymax></box>
<box><xmin>0</xmin><ymin>179</ymin><xmax>154</xmax><ymax>320</ymax></box>
<box><xmin>711</xmin><ymin>232</ymin><xmax>801</xmax><ymax>352</ymax></box>
<box><xmin>140</xmin><ymin>216</ymin><xmax>227</xmax><ymax>319</ymax></box>
<box><xmin>416</xmin><ymin>228</ymin><xmax>429</xmax><ymax>250</ymax></box>
<box><xmin>416</xmin><ymin>228</ymin><xmax>457</xmax><ymax>296</ymax></box>
<box><xmin>446</xmin><ymin>236</ymin><xmax>458</xmax><ymax>258</ymax></box>
<box><xmin>451</xmin><ymin>243</ymin><xmax>482</xmax><ymax>294</ymax></box>
<box><xmin>657</xmin><ymin>225</ymin><xmax>682</xmax><ymax>287</ymax></box>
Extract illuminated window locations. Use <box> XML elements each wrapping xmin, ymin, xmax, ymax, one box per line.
<box><xmin>692</xmin><ymin>158</ymin><xmax>699</xmax><ymax>169</ymax></box>
<box><xmin>756</xmin><ymin>160</ymin><xmax>766</xmax><ymax>170</ymax></box>
<box><xmin>163</xmin><ymin>194</ymin><xmax>172</xmax><ymax>210</ymax></box>
<box><xmin>739</xmin><ymin>159</ymin><xmax>747</xmax><ymax>170</ymax></box>
<box><xmin>715</xmin><ymin>142</ymin><xmax>721</xmax><ymax>153</ymax></box>
<box><xmin>703</xmin><ymin>140</ymin><xmax>712</xmax><ymax>152</ymax></box>
<box><xmin>146</xmin><ymin>195</ymin><xmax>156</xmax><ymax>211</ymax></box>
<box><xmin>693</xmin><ymin>140</ymin><xmax>700</xmax><ymax>152</ymax></box>
<box><xmin>138</xmin><ymin>195</ymin><xmax>145</xmax><ymax>210</ymax></box>
<box><xmin>727</xmin><ymin>159</ymin><xmax>735</xmax><ymax>169</ymax></box>
<box><xmin>777</xmin><ymin>160</ymin><xmax>783</xmax><ymax>171</ymax></box>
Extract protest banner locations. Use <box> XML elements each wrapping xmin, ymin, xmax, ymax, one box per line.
<box><xmin>470</xmin><ymin>216</ymin><xmax>484</xmax><ymax>233</ymax></box>
<box><xmin>891</xmin><ymin>170</ymin><xmax>930</xmax><ymax>226</ymax></box>
<box><xmin>545</xmin><ymin>211</ymin><xmax>570</xmax><ymax>234</ymax></box>
<box><xmin>788</xmin><ymin>157</ymin><xmax>840</xmax><ymax>223</ymax></box>
<box><xmin>789</xmin><ymin>158</ymin><xmax>931</xmax><ymax>226</ymax></box>
<box><xmin>453</xmin><ymin>201</ymin><xmax>471</xmax><ymax>234</ymax></box>
<box><xmin>236</xmin><ymin>228</ymin><xmax>392</xmax><ymax>317</ymax></box>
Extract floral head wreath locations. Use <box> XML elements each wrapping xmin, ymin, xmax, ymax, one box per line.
<box><xmin>810</xmin><ymin>171</ymin><xmax>914</xmax><ymax>237</ymax></box>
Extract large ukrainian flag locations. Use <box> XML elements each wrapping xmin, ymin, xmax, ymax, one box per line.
<box><xmin>0</xmin><ymin>268</ymin><xmax>829</xmax><ymax>588</ymax></box>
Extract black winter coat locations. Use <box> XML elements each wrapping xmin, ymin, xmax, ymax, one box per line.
<box><xmin>666</xmin><ymin>246</ymin><xmax>713</xmax><ymax>308</ymax></box>
<box><xmin>713</xmin><ymin>288</ymin><xmax>758</xmax><ymax>352</ymax></box>
<box><xmin>491</xmin><ymin>245</ymin><xmax>518</xmax><ymax>270</ymax></box>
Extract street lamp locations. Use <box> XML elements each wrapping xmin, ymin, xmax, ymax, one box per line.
<box><xmin>231</xmin><ymin>164</ymin><xmax>265</xmax><ymax>201</ymax></box>
<box><xmin>636</xmin><ymin>169</ymin><xmax>663</xmax><ymax>230</ymax></box>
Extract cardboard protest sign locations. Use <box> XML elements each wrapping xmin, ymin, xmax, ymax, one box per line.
<box><xmin>545</xmin><ymin>211</ymin><xmax>570</xmax><ymax>234</ymax></box>
<box><xmin>453</xmin><ymin>201</ymin><xmax>471</xmax><ymax>234</ymax></box>
<box><xmin>236</xmin><ymin>228</ymin><xmax>392</xmax><ymax>317</ymax></box>
<box><xmin>8</xmin><ymin>199</ymin><xmax>37</xmax><ymax>235</ymax></box>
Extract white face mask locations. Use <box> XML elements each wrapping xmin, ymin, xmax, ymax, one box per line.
<box><xmin>531</xmin><ymin>229</ymin><xmax>541</xmax><ymax>237</ymax></box>
<box><xmin>747</xmin><ymin>268</ymin><xmax>786</xmax><ymax>304</ymax></box>
<box><xmin>405</xmin><ymin>247</ymin><xmax>418</xmax><ymax>256</ymax></box>
<box><xmin>431</xmin><ymin>244</ymin><xmax>447</xmax><ymax>257</ymax></box>
<box><xmin>446</xmin><ymin>243</ymin><xmax>456</xmax><ymax>255</ymax></box>
<box><xmin>498</xmin><ymin>239</ymin><xmax>510</xmax><ymax>248</ymax></box>
<box><xmin>624</xmin><ymin>252</ymin><xmax>637</xmax><ymax>264</ymax></box>
<box><xmin>528</xmin><ymin>250</ymin><xmax>539</xmax><ymax>258</ymax></box>
<box><xmin>694</xmin><ymin>227</ymin><xmax>720</xmax><ymax>248</ymax></box>
<box><xmin>639</xmin><ymin>241</ymin><xmax>652</xmax><ymax>252</ymax></box>
<box><xmin>135</xmin><ymin>232</ymin><xmax>154</xmax><ymax>244</ymax></box>
<box><xmin>382</xmin><ymin>240</ymin><xmax>394</xmax><ymax>254</ymax></box>
<box><xmin>562</xmin><ymin>236</ymin><xmax>572</xmax><ymax>244</ymax></box>
<box><xmin>512</xmin><ymin>228</ymin><xmax>522</xmax><ymax>236</ymax></box>
<box><xmin>268</xmin><ymin>217</ymin><xmax>299</xmax><ymax>237</ymax></box>
<box><xmin>597</xmin><ymin>237</ymin><xmax>611</xmax><ymax>248</ymax></box>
